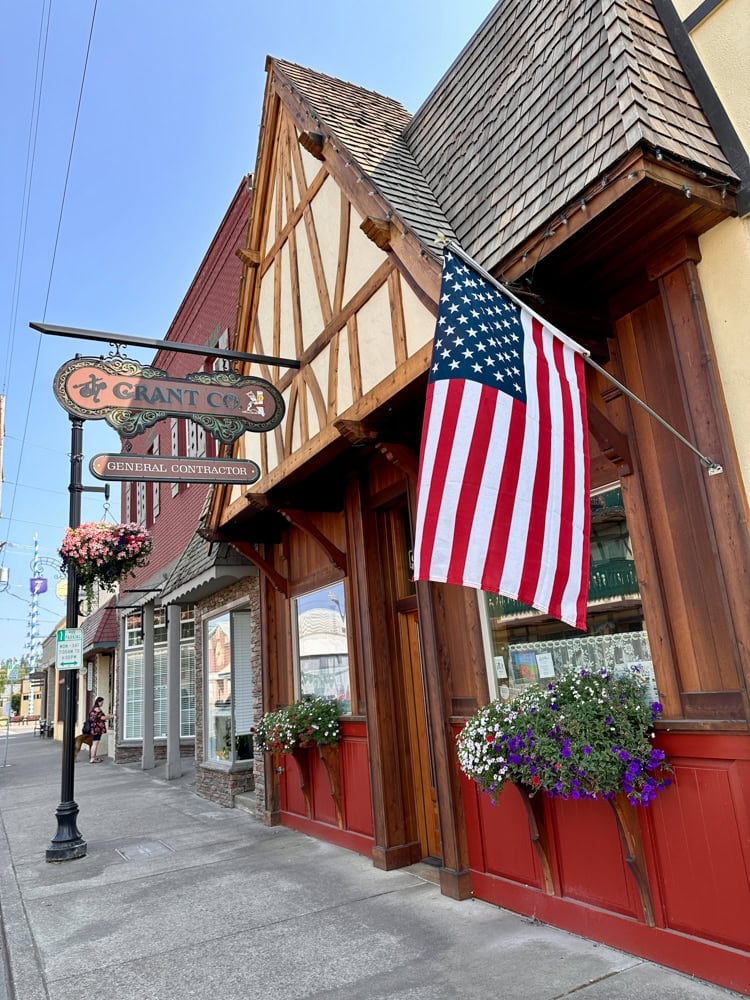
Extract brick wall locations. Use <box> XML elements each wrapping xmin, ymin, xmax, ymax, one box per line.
<box><xmin>120</xmin><ymin>177</ymin><xmax>253</xmax><ymax>585</ymax></box>
<box><xmin>194</xmin><ymin>573</ymin><xmax>263</xmax><ymax>812</ymax></box>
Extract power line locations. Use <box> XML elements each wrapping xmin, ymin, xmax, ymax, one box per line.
<box><xmin>2</xmin><ymin>0</ymin><xmax>52</xmax><ymax>396</ymax></box>
<box><xmin>2</xmin><ymin>1</ymin><xmax>100</xmax><ymax>563</ymax></box>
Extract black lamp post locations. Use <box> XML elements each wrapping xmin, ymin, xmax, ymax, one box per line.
<box><xmin>46</xmin><ymin>416</ymin><xmax>86</xmax><ymax>860</ymax></box>
<box><xmin>46</xmin><ymin>416</ymin><xmax>108</xmax><ymax>862</ymax></box>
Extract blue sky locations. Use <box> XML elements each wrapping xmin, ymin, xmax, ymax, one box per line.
<box><xmin>0</xmin><ymin>0</ymin><xmax>494</xmax><ymax>663</ymax></box>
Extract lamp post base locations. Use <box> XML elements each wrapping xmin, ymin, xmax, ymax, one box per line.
<box><xmin>46</xmin><ymin>802</ymin><xmax>87</xmax><ymax>862</ymax></box>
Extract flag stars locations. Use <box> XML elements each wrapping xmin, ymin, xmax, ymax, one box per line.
<box><xmin>430</xmin><ymin>251</ymin><xmax>527</xmax><ymax>405</ymax></box>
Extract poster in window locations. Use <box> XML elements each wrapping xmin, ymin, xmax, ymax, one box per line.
<box><xmin>536</xmin><ymin>652</ymin><xmax>555</xmax><ymax>679</ymax></box>
<box><xmin>510</xmin><ymin>649</ymin><xmax>538</xmax><ymax>684</ymax></box>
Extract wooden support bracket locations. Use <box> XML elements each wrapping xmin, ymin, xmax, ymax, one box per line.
<box><xmin>517</xmin><ymin>785</ymin><xmax>556</xmax><ymax>895</ymax></box>
<box><xmin>333</xmin><ymin>418</ymin><xmax>379</xmax><ymax>447</ymax></box>
<box><xmin>609</xmin><ymin>794</ymin><xmax>656</xmax><ymax>926</ymax></box>
<box><xmin>228</xmin><ymin>539</ymin><xmax>289</xmax><ymax>597</ymax></box>
<box><xmin>587</xmin><ymin>406</ymin><xmax>633</xmax><ymax>476</ymax></box>
<box><xmin>277</xmin><ymin>508</ymin><xmax>348</xmax><ymax>574</ymax></box>
<box><xmin>318</xmin><ymin>743</ymin><xmax>344</xmax><ymax>828</ymax></box>
<box><xmin>375</xmin><ymin>441</ymin><xmax>420</xmax><ymax>483</ymax></box>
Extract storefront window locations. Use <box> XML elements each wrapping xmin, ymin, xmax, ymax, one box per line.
<box><xmin>122</xmin><ymin>604</ymin><xmax>196</xmax><ymax>740</ymax></box>
<box><xmin>482</xmin><ymin>485</ymin><xmax>658</xmax><ymax>704</ymax></box>
<box><xmin>293</xmin><ymin>581</ymin><xmax>351</xmax><ymax>713</ymax></box>
<box><xmin>204</xmin><ymin>610</ymin><xmax>253</xmax><ymax>764</ymax></box>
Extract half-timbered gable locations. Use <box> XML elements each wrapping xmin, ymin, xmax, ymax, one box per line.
<box><xmin>219</xmin><ymin>60</ymin><xmax>447</xmax><ymax>520</ymax></box>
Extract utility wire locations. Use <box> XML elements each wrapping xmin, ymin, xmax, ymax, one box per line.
<box><xmin>2</xmin><ymin>1</ymin><xmax>99</xmax><ymax>562</ymax></box>
<box><xmin>2</xmin><ymin>1</ymin><xmax>51</xmax><ymax>395</ymax></box>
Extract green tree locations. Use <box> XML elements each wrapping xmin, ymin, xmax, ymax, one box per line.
<box><xmin>11</xmin><ymin>693</ymin><xmax>21</xmax><ymax>715</ymax></box>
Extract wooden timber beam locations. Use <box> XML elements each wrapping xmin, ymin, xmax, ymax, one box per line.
<box><xmin>277</xmin><ymin>508</ymin><xmax>348</xmax><ymax>574</ymax></box>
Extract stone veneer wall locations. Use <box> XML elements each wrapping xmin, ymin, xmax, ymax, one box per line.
<box><xmin>114</xmin><ymin>742</ymin><xmax>195</xmax><ymax>765</ymax></box>
<box><xmin>194</xmin><ymin>574</ymin><xmax>264</xmax><ymax>812</ymax></box>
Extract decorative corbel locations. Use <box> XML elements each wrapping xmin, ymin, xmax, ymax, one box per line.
<box><xmin>360</xmin><ymin>217</ymin><xmax>392</xmax><ymax>251</ymax></box>
<box><xmin>333</xmin><ymin>418</ymin><xmax>379</xmax><ymax>448</ymax></box>
<box><xmin>237</xmin><ymin>247</ymin><xmax>261</xmax><ymax>267</ymax></box>
<box><xmin>277</xmin><ymin>508</ymin><xmax>347</xmax><ymax>574</ymax></box>
<box><xmin>298</xmin><ymin>131</ymin><xmax>325</xmax><ymax>161</ymax></box>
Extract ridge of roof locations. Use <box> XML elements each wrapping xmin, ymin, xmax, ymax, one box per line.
<box><xmin>270</xmin><ymin>58</ymin><xmax>456</xmax><ymax>252</ymax></box>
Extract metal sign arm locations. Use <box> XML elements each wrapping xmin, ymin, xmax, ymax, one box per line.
<box><xmin>29</xmin><ymin>322</ymin><xmax>301</xmax><ymax>370</ymax></box>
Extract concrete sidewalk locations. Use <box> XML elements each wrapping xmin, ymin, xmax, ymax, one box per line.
<box><xmin>0</xmin><ymin>730</ymin><xmax>743</xmax><ymax>1000</ymax></box>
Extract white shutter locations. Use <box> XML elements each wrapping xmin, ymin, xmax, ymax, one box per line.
<box><xmin>151</xmin><ymin>437</ymin><xmax>160</xmax><ymax>518</ymax></box>
<box><xmin>231</xmin><ymin>611</ymin><xmax>253</xmax><ymax>734</ymax></box>
<box><xmin>180</xmin><ymin>643</ymin><xmax>196</xmax><ymax>737</ymax></box>
<box><xmin>153</xmin><ymin>647</ymin><xmax>168</xmax><ymax>738</ymax></box>
<box><xmin>124</xmin><ymin>651</ymin><xmax>144</xmax><ymax>740</ymax></box>
<box><xmin>171</xmin><ymin>419</ymin><xmax>179</xmax><ymax>496</ymax></box>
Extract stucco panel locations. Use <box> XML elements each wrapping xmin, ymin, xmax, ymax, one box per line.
<box><xmin>698</xmin><ymin>216</ymin><xmax>750</xmax><ymax>498</ymax></box>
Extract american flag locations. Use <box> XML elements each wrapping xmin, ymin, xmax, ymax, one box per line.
<box><xmin>413</xmin><ymin>248</ymin><xmax>590</xmax><ymax>630</ymax></box>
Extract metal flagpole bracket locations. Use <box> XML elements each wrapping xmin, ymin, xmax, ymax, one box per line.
<box><xmin>443</xmin><ymin>240</ymin><xmax>724</xmax><ymax>478</ymax></box>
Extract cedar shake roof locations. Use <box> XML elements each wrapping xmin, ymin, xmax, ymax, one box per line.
<box><xmin>405</xmin><ymin>0</ymin><xmax>736</xmax><ymax>269</ymax></box>
<box><xmin>273</xmin><ymin>59</ymin><xmax>456</xmax><ymax>251</ymax></box>
<box><xmin>273</xmin><ymin>0</ymin><xmax>734</xmax><ymax>272</ymax></box>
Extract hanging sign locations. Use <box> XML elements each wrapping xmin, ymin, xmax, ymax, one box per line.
<box><xmin>53</xmin><ymin>356</ymin><xmax>284</xmax><ymax>443</ymax></box>
<box><xmin>90</xmin><ymin>453</ymin><xmax>261</xmax><ymax>485</ymax></box>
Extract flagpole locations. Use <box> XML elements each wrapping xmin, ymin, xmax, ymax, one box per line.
<box><xmin>581</xmin><ymin>355</ymin><xmax>722</xmax><ymax>475</ymax></box>
<box><xmin>441</xmin><ymin>239</ymin><xmax>723</xmax><ymax>477</ymax></box>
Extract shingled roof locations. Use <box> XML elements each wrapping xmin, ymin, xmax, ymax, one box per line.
<box><xmin>159</xmin><ymin>530</ymin><xmax>256</xmax><ymax>605</ymax></box>
<box><xmin>273</xmin><ymin>0</ymin><xmax>734</xmax><ymax>274</ymax></box>
<box><xmin>273</xmin><ymin>58</ymin><xmax>456</xmax><ymax>252</ymax></box>
<box><xmin>82</xmin><ymin>597</ymin><xmax>118</xmax><ymax>653</ymax></box>
<box><xmin>405</xmin><ymin>0</ymin><xmax>735</xmax><ymax>270</ymax></box>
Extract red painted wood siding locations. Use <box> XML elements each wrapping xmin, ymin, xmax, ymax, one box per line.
<box><xmin>459</xmin><ymin>729</ymin><xmax>750</xmax><ymax>994</ymax></box>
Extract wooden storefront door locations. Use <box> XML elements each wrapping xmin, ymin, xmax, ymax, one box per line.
<box><xmin>397</xmin><ymin>605</ymin><xmax>442</xmax><ymax>862</ymax></box>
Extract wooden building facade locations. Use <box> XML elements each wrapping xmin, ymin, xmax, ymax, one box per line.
<box><xmin>208</xmin><ymin>1</ymin><xmax>750</xmax><ymax>991</ymax></box>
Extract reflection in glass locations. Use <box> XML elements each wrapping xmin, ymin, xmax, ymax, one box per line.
<box><xmin>483</xmin><ymin>486</ymin><xmax>659</xmax><ymax>705</ymax></box>
<box><xmin>294</xmin><ymin>581</ymin><xmax>351</xmax><ymax>714</ymax></box>
<box><xmin>204</xmin><ymin>611</ymin><xmax>253</xmax><ymax>763</ymax></box>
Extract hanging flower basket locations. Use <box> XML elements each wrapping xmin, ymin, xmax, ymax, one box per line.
<box><xmin>253</xmin><ymin>695</ymin><xmax>342</xmax><ymax>754</ymax></box>
<box><xmin>456</xmin><ymin>665</ymin><xmax>672</xmax><ymax>807</ymax></box>
<box><xmin>59</xmin><ymin>522</ymin><xmax>153</xmax><ymax>609</ymax></box>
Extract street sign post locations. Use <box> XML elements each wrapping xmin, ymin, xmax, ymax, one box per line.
<box><xmin>55</xmin><ymin>629</ymin><xmax>83</xmax><ymax>671</ymax></box>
